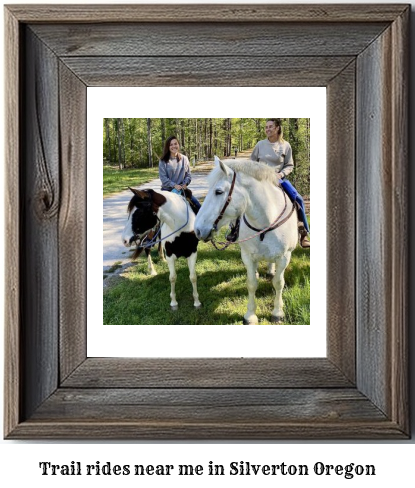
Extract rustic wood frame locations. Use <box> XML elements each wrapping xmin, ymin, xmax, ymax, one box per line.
<box><xmin>4</xmin><ymin>4</ymin><xmax>409</xmax><ymax>439</ymax></box>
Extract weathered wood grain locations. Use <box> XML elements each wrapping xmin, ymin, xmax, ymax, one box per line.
<box><xmin>4</xmin><ymin>6</ymin><xmax>21</xmax><ymax>439</ymax></box>
<box><xmin>31</xmin><ymin>22</ymin><xmax>388</xmax><ymax>57</ymax></box>
<box><xmin>8</xmin><ymin>422</ymin><xmax>405</xmax><ymax>441</ymax></box>
<box><xmin>58</xmin><ymin>63</ymin><xmax>87</xmax><ymax>382</ymax></box>
<box><xmin>32</xmin><ymin>388</ymin><xmax>386</xmax><ymax>422</ymax></box>
<box><xmin>61</xmin><ymin>56</ymin><xmax>354</xmax><ymax>87</ymax></box>
<box><xmin>21</xmin><ymin>28</ymin><xmax>60</xmax><ymax>420</ymax></box>
<box><xmin>357</xmin><ymin>19</ymin><xmax>408</xmax><ymax>424</ymax></box>
<box><xmin>326</xmin><ymin>62</ymin><xmax>356</xmax><ymax>383</ymax></box>
<box><xmin>7</xmin><ymin>4</ymin><xmax>409</xmax><ymax>23</ymax></box>
<box><xmin>62</xmin><ymin>358</ymin><xmax>352</xmax><ymax>388</ymax></box>
<box><xmin>4</xmin><ymin>4</ymin><xmax>410</xmax><ymax>440</ymax></box>
<box><xmin>357</xmin><ymin>32</ymin><xmax>391</xmax><ymax>416</ymax></box>
<box><xmin>8</xmin><ymin>416</ymin><xmax>406</xmax><ymax>441</ymax></box>
<box><xmin>356</xmin><ymin>10</ymin><xmax>408</xmax><ymax>426</ymax></box>
<box><xmin>389</xmin><ymin>6</ymin><xmax>409</xmax><ymax>435</ymax></box>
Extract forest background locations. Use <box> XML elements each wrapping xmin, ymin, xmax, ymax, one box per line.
<box><xmin>103</xmin><ymin>118</ymin><xmax>310</xmax><ymax>196</ymax></box>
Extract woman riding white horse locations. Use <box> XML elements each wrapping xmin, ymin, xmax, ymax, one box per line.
<box><xmin>122</xmin><ymin>187</ymin><xmax>201</xmax><ymax>310</ymax></box>
<box><xmin>194</xmin><ymin>158</ymin><xmax>298</xmax><ymax>325</ymax></box>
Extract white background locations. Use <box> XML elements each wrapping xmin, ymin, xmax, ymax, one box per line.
<box><xmin>88</xmin><ymin>87</ymin><xmax>326</xmax><ymax>357</ymax></box>
<box><xmin>1</xmin><ymin>0</ymin><xmax>415</xmax><ymax>486</ymax></box>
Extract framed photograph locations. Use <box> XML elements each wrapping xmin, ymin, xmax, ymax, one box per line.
<box><xmin>4</xmin><ymin>4</ymin><xmax>409</xmax><ymax>439</ymax></box>
<box><xmin>95</xmin><ymin>94</ymin><xmax>324</xmax><ymax>357</ymax></box>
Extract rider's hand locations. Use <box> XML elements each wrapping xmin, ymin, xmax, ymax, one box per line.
<box><xmin>174</xmin><ymin>184</ymin><xmax>182</xmax><ymax>191</ymax></box>
<box><xmin>276</xmin><ymin>172</ymin><xmax>284</xmax><ymax>179</ymax></box>
<box><xmin>182</xmin><ymin>184</ymin><xmax>187</xmax><ymax>190</ymax></box>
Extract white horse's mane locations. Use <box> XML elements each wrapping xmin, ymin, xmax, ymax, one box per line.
<box><xmin>207</xmin><ymin>159</ymin><xmax>280</xmax><ymax>187</ymax></box>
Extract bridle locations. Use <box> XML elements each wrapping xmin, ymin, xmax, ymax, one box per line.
<box><xmin>210</xmin><ymin>171</ymin><xmax>295</xmax><ymax>251</ymax></box>
<box><xmin>212</xmin><ymin>171</ymin><xmax>237</xmax><ymax>232</ymax></box>
<box><xmin>130</xmin><ymin>194</ymin><xmax>191</xmax><ymax>249</ymax></box>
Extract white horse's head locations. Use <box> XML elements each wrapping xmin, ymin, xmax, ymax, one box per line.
<box><xmin>195</xmin><ymin>157</ymin><xmax>245</xmax><ymax>241</ymax></box>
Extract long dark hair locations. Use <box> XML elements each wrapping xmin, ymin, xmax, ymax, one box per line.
<box><xmin>161</xmin><ymin>136</ymin><xmax>182</xmax><ymax>163</ymax></box>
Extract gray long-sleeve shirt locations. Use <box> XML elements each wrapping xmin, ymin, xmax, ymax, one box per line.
<box><xmin>159</xmin><ymin>155</ymin><xmax>192</xmax><ymax>190</ymax></box>
<box><xmin>250</xmin><ymin>139</ymin><xmax>294</xmax><ymax>178</ymax></box>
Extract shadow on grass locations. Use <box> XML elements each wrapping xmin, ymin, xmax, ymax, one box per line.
<box><xmin>103</xmin><ymin>244</ymin><xmax>310</xmax><ymax>325</ymax></box>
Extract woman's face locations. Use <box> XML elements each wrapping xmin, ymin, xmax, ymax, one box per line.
<box><xmin>265</xmin><ymin>121</ymin><xmax>279</xmax><ymax>139</ymax></box>
<box><xmin>169</xmin><ymin>139</ymin><xmax>180</xmax><ymax>155</ymax></box>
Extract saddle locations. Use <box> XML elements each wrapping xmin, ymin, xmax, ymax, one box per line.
<box><xmin>172</xmin><ymin>188</ymin><xmax>199</xmax><ymax>215</ymax></box>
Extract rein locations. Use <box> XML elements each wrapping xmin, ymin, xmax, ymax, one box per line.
<box><xmin>210</xmin><ymin>175</ymin><xmax>295</xmax><ymax>251</ymax></box>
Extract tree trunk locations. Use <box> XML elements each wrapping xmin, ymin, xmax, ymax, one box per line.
<box><xmin>147</xmin><ymin>118</ymin><xmax>153</xmax><ymax>168</ymax></box>
<box><xmin>161</xmin><ymin>118</ymin><xmax>166</xmax><ymax>148</ymax></box>
<box><xmin>116</xmin><ymin>118</ymin><xmax>124</xmax><ymax>170</ymax></box>
<box><xmin>208</xmin><ymin>118</ymin><xmax>213</xmax><ymax>158</ymax></box>
<box><xmin>105</xmin><ymin>118</ymin><xmax>111</xmax><ymax>163</ymax></box>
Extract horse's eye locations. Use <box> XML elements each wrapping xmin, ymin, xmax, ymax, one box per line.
<box><xmin>215</xmin><ymin>189</ymin><xmax>224</xmax><ymax>195</ymax></box>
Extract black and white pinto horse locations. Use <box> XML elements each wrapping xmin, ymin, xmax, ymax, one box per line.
<box><xmin>195</xmin><ymin>158</ymin><xmax>298</xmax><ymax>325</ymax></box>
<box><xmin>122</xmin><ymin>188</ymin><xmax>201</xmax><ymax>310</ymax></box>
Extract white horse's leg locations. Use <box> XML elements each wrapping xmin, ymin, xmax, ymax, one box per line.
<box><xmin>271</xmin><ymin>253</ymin><xmax>291</xmax><ymax>323</ymax></box>
<box><xmin>267</xmin><ymin>262</ymin><xmax>276</xmax><ymax>278</ymax></box>
<box><xmin>187</xmin><ymin>252</ymin><xmax>201</xmax><ymax>309</ymax></box>
<box><xmin>241</xmin><ymin>249</ymin><xmax>259</xmax><ymax>325</ymax></box>
<box><xmin>145</xmin><ymin>249</ymin><xmax>157</xmax><ymax>276</ymax></box>
<box><xmin>166</xmin><ymin>255</ymin><xmax>178</xmax><ymax>310</ymax></box>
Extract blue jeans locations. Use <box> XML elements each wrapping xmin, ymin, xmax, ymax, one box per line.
<box><xmin>280</xmin><ymin>180</ymin><xmax>310</xmax><ymax>233</ymax></box>
<box><xmin>189</xmin><ymin>195</ymin><xmax>201</xmax><ymax>211</ymax></box>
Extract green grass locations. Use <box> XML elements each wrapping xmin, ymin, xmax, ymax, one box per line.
<box><xmin>103</xmin><ymin>165</ymin><xmax>159</xmax><ymax>197</ymax></box>
<box><xmin>103</xmin><ymin>229</ymin><xmax>310</xmax><ymax>325</ymax></box>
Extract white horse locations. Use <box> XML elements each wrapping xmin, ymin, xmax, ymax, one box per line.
<box><xmin>122</xmin><ymin>188</ymin><xmax>201</xmax><ymax>310</ymax></box>
<box><xmin>194</xmin><ymin>158</ymin><xmax>298</xmax><ymax>324</ymax></box>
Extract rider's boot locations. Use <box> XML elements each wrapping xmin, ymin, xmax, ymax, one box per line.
<box><xmin>298</xmin><ymin>223</ymin><xmax>310</xmax><ymax>248</ymax></box>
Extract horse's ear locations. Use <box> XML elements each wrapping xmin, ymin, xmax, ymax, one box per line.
<box><xmin>219</xmin><ymin>159</ymin><xmax>232</xmax><ymax>177</ymax></box>
<box><xmin>129</xmin><ymin>187</ymin><xmax>148</xmax><ymax>199</ymax></box>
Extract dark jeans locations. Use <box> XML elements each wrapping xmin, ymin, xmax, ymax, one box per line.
<box><xmin>280</xmin><ymin>179</ymin><xmax>310</xmax><ymax>233</ymax></box>
<box><xmin>189</xmin><ymin>195</ymin><xmax>201</xmax><ymax>212</ymax></box>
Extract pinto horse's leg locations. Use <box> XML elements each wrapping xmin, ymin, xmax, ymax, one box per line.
<box><xmin>158</xmin><ymin>242</ymin><xmax>166</xmax><ymax>262</ymax></box>
<box><xmin>187</xmin><ymin>252</ymin><xmax>201</xmax><ymax>309</ymax></box>
<box><xmin>271</xmin><ymin>253</ymin><xmax>291</xmax><ymax>323</ymax></box>
<box><xmin>145</xmin><ymin>248</ymin><xmax>157</xmax><ymax>276</ymax></box>
<box><xmin>166</xmin><ymin>255</ymin><xmax>178</xmax><ymax>310</ymax></box>
<box><xmin>241</xmin><ymin>249</ymin><xmax>259</xmax><ymax>325</ymax></box>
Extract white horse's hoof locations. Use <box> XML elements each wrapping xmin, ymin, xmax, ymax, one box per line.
<box><xmin>243</xmin><ymin>317</ymin><xmax>258</xmax><ymax>325</ymax></box>
<box><xmin>194</xmin><ymin>303</ymin><xmax>202</xmax><ymax>309</ymax></box>
<box><xmin>171</xmin><ymin>305</ymin><xmax>178</xmax><ymax>311</ymax></box>
<box><xmin>150</xmin><ymin>270</ymin><xmax>158</xmax><ymax>276</ymax></box>
<box><xmin>271</xmin><ymin>314</ymin><xmax>284</xmax><ymax>324</ymax></box>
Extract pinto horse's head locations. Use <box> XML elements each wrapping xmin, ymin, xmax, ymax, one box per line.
<box><xmin>121</xmin><ymin>188</ymin><xmax>165</xmax><ymax>248</ymax></box>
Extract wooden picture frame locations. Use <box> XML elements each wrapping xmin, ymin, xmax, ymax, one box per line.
<box><xmin>4</xmin><ymin>4</ymin><xmax>409</xmax><ymax>439</ymax></box>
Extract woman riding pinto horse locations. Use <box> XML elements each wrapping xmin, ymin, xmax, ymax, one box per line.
<box><xmin>159</xmin><ymin>136</ymin><xmax>201</xmax><ymax>214</ymax></box>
